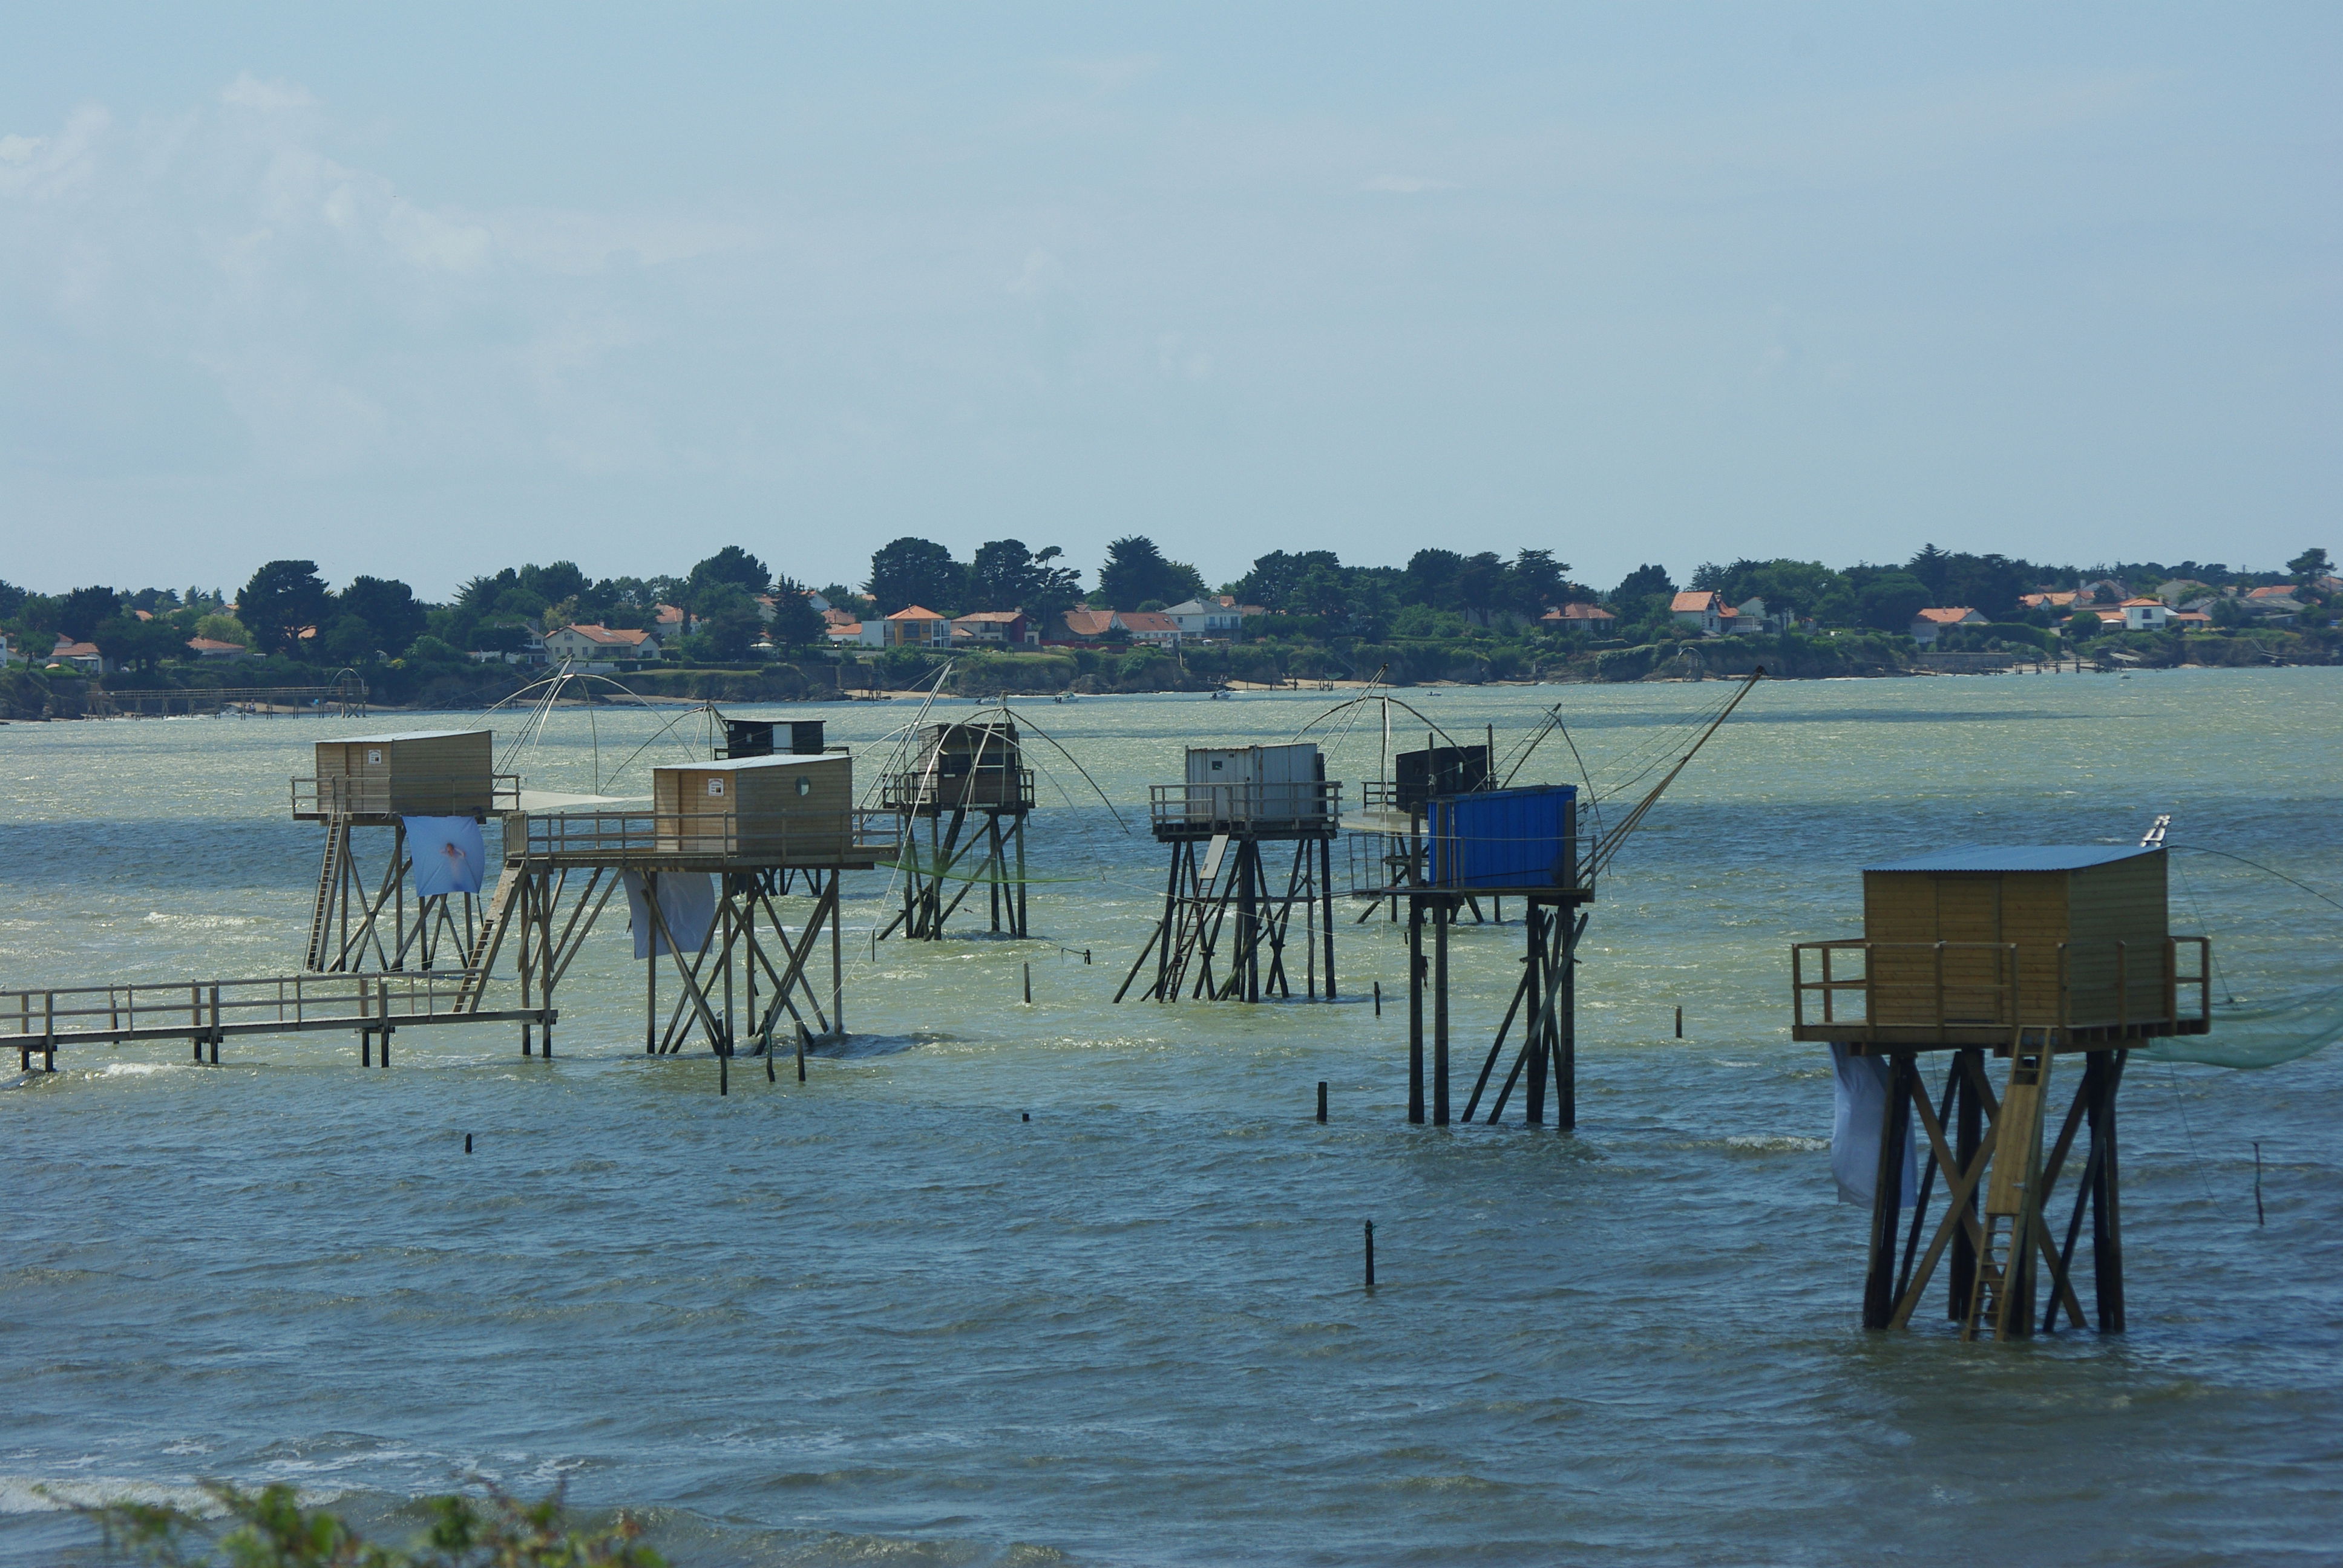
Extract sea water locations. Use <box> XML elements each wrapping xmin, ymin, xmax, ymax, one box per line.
<box><xmin>4</xmin><ymin>670</ymin><xmax>2339</xmax><ymax>1565</ymax></box>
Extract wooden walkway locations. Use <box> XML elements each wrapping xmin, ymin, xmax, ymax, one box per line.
<box><xmin>6</xmin><ymin>971</ymin><xmax>551</xmax><ymax>1071</ymax></box>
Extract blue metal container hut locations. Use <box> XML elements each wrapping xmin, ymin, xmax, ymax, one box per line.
<box><xmin>1426</xmin><ymin>785</ymin><xmax>1577</xmax><ymax>890</ymax></box>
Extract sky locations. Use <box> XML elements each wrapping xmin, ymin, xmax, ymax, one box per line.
<box><xmin>2</xmin><ymin>3</ymin><xmax>2337</xmax><ymax>602</ymax></box>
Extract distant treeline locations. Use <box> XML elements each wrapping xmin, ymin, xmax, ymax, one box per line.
<box><xmin>0</xmin><ymin>536</ymin><xmax>2330</xmax><ymax>685</ymax></box>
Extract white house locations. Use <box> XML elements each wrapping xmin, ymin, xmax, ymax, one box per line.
<box><xmin>543</xmin><ymin>624</ymin><xmax>661</xmax><ymax>664</ymax></box>
<box><xmin>2119</xmin><ymin>597</ymin><xmax>2172</xmax><ymax>632</ymax></box>
<box><xmin>48</xmin><ymin>636</ymin><xmax>107</xmax><ymax>673</ymax></box>
<box><xmin>1164</xmin><ymin>598</ymin><xmax>1243</xmax><ymax>639</ymax></box>
<box><xmin>1671</xmin><ymin>590</ymin><xmax>1725</xmax><ymax>635</ymax></box>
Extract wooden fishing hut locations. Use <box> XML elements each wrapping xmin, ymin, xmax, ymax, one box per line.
<box><xmin>290</xmin><ymin>729</ymin><xmax>518</xmax><ymax>974</ymax></box>
<box><xmin>459</xmin><ymin>748</ymin><xmax>897</xmax><ymax>1081</ymax></box>
<box><xmin>879</xmin><ymin>719</ymin><xmax>1038</xmax><ymax>939</ymax></box>
<box><xmin>1345</xmin><ymin>675</ymin><xmax>1764</xmax><ymax>1130</ymax></box>
<box><xmin>1118</xmin><ymin>742</ymin><xmax>1342</xmax><ymax>1003</ymax></box>
<box><xmin>1790</xmin><ymin>843</ymin><xmax>2212</xmax><ymax>1340</ymax></box>
<box><xmin>1350</xmin><ymin>754</ymin><xmax>1593</xmax><ymax>1128</ymax></box>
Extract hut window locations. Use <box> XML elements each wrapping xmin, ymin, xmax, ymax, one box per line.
<box><xmin>707</xmin><ymin>777</ymin><xmax>725</xmax><ymax>797</ymax></box>
<box><xmin>796</xmin><ymin>776</ymin><xmax>812</xmax><ymax>797</ymax></box>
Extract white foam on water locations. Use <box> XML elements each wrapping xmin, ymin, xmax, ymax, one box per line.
<box><xmin>1723</xmin><ymin>1134</ymin><xmax>1828</xmax><ymax>1152</ymax></box>
<box><xmin>0</xmin><ymin>1475</ymin><xmax>228</xmax><ymax>1516</ymax></box>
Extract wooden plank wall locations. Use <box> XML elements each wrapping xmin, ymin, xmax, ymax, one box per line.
<box><xmin>2066</xmin><ymin>852</ymin><xmax>2169</xmax><ymax>1024</ymax></box>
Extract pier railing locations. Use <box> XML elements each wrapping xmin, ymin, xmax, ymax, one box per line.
<box><xmin>94</xmin><ymin>681</ymin><xmax>370</xmax><ymax>718</ymax></box>
<box><xmin>292</xmin><ymin>773</ymin><xmax>521</xmax><ymax>820</ymax></box>
<box><xmin>1149</xmin><ymin>781</ymin><xmax>1342</xmax><ymax>836</ymax></box>
<box><xmin>6</xmin><ymin>971</ymin><xmax>482</xmax><ymax>1048</ymax></box>
<box><xmin>882</xmin><ymin>766</ymin><xmax>1037</xmax><ymax>813</ymax></box>
<box><xmin>1790</xmin><ymin>937</ymin><xmax>2212</xmax><ymax>1045</ymax></box>
<box><xmin>523</xmin><ymin>808</ymin><xmax>900</xmax><ymax>865</ymax></box>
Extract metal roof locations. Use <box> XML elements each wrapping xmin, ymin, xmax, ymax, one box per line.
<box><xmin>1864</xmin><ymin>844</ymin><xmax>2160</xmax><ymax>874</ymax></box>
<box><xmin>335</xmin><ymin>729</ymin><xmax>476</xmax><ymax>744</ymax></box>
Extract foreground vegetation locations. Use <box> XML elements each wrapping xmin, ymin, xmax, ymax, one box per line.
<box><xmin>71</xmin><ymin>1480</ymin><xmax>661</xmax><ymax>1568</ymax></box>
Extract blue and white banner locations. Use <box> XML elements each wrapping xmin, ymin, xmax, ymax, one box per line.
<box><xmin>405</xmin><ymin>815</ymin><xmax>488</xmax><ymax>897</ymax></box>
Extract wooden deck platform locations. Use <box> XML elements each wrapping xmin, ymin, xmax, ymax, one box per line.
<box><xmin>519</xmin><ymin>808</ymin><xmax>899</xmax><ymax>871</ymax></box>
<box><xmin>1789</xmin><ymin>938</ymin><xmax>2212</xmax><ymax>1051</ymax></box>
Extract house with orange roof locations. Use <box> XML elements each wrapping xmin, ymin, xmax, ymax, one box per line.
<box><xmin>2119</xmin><ymin>597</ymin><xmax>2172</xmax><ymax>632</ymax></box>
<box><xmin>1671</xmin><ymin>590</ymin><xmax>1724</xmax><ymax>635</ymax></box>
<box><xmin>882</xmin><ymin>605</ymin><xmax>951</xmax><ymax>648</ymax></box>
<box><xmin>1541</xmin><ymin>603</ymin><xmax>1618</xmax><ymax>632</ymax></box>
<box><xmin>1056</xmin><ymin>609</ymin><xmax>1119</xmax><ymax>643</ymax></box>
<box><xmin>1908</xmin><ymin>607</ymin><xmax>1987</xmax><ymax>645</ymax></box>
<box><xmin>48</xmin><ymin>636</ymin><xmax>107</xmax><ymax>673</ymax></box>
<box><xmin>1115</xmin><ymin>610</ymin><xmax>1183</xmax><ymax>646</ymax></box>
<box><xmin>952</xmin><ymin>610</ymin><xmax>1036</xmax><ymax>647</ymax></box>
<box><xmin>543</xmin><ymin>624</ymin><xmax>662</xmax><ymax>665</ymax></box>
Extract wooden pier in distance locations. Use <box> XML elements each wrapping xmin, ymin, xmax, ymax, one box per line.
<box><xmin>6</xmin><ymin>970</ymin><xmax>550</xmax><ymax>1072</ymax></box>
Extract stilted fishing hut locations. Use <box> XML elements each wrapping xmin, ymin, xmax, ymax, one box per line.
<box><xmin>456</xmin><ymin>747</ymin><xmax>897</xmax><ymax>1082</ymax></box>
<box><xmin>879</xmin><ymin>719</ymin><xmax>1038</xmax><ymax>939</ymax></box>
<box><xmin>1352</xmin><ymin>766</ymin><xmax>1593</xmax><ymax>1128</ymax></box>
<box><xmin>1346</xmin><ymin>675</ymin><xmax>1764</xmax><ymax>1129</ymax></box>
<box><xmin>1117</xmin><ymin>742</ymin><xmax>1342</xmax><ymax>1003</ymax></box>
<box><xmin>291</xmin><ymin>730</ymin><xmax>518</xmax><ymax>973</ymax></box>
<box><xmin>1790</xmin><ymin>843</ymin><xmax>2212</xmax><ymax>1339</ymax></box>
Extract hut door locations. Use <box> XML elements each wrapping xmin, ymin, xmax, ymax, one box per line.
<box><xmin>1933</xmin><ymin>874</ymin><xmax>2005</xmax><ymax>1025</ymax></box>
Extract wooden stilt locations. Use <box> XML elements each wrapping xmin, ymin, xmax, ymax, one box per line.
<box><xmin>1432</xmin><ymin>899</ymin><xmax>1450</xmax><ymax>1126</ymax></box>
<box><xmin>1407</xmin><ymin>898</ymin><xmax>1425</xmax><ymax>1125</ymax></box>
<box><xmin>1862</xmin><ymin>1051</ymin><xmax>1915</xmax><ymax>1330</ymax></box>
<box><xmin>1949</xmin><ymin>1047</ymin><xmax>1982</xmax><ymax>1319</ymax></box>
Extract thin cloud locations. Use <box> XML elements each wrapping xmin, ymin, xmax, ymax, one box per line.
<box><xmin>220</xmin><ymin>73</ymin><xmax>318</xmax><ymax>111</ymax></box>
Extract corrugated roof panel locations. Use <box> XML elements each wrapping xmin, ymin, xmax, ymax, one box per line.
<box><xmin>1864</xmin><ymin>844</ymin><xmax>2158</xmax><ymax>874</ymax></box>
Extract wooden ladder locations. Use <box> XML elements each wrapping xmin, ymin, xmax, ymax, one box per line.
<box><xmin>1159</xmin><ymin>835</ymin><xmax>1233</xmax><ymax>998</ymax></box>
<box><xmin>303</xmin><ymin>815</ymin><xmax>347</xmax><ymax>972</ymax></box>
<box><xmin>1963</xmin><ymin>1038</ymin><xmax>2054</xmax><ymax>1340</ymax></box>
<box><xmin>453</xmin><ymin>866</ymin><xmax>523</xmax><ymax>1011</ymax></box>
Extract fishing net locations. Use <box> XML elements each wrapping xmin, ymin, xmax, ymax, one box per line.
<box><xmin>2147</xmin><ymin>986</ymin><xmax>2343</xmax><ymax>1070</ymax></box>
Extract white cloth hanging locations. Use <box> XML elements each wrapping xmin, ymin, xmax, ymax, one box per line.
<box><xmin>1831</xmin><ymin>1044</ymin><xmax>1918</xmax><ymax>1207</ymax></box>
<box><xmin>404</xmin><ymin>815</ymin><xmax>487</xmax><ymax>896</ymax></box>
<box><xmin>623</xmin><ymin>870</ymin><xmax>718</xmax><ymax>959</ymax></box>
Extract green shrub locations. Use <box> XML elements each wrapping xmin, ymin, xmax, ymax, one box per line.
<box><xmin>71</xmin><ymin>1479</ymin><xmax>664</xmax><ymax>1567</ymax></box>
